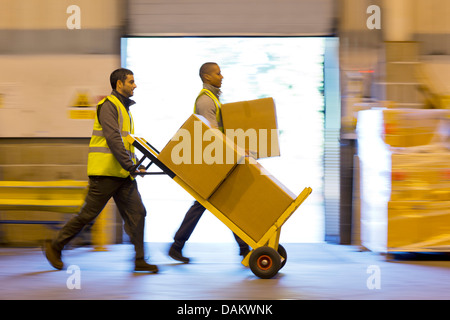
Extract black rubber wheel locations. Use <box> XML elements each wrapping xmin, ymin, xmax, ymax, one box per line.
<box><xmin>278</xmin><ymin>244</ymin><xmax>287</xmax><ymax>269</ymax></box>
<box><xmin>249</xmin><ymin>246</ymin><xmax>281</xmax><ymax>279</ymax></box>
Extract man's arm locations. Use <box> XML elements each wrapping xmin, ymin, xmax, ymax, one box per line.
<box><xmin>195</xmin><ymin>95</ymin><xmax>219</xmax><ymax>128</ymax></box>
<box><xmin>98</xmin><ymin>101</ymin><xmax>136</xmax><ymax>172</ymax></box>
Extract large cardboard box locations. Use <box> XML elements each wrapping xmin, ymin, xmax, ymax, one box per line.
<box><xmin>157</xmin><ymin>114</ymin><xmax>244</xmax><ymax>199</ymax></box>
<box><xmin>382</xmin><ymin>109</ymin><xmax>449</xmax><ymax>147</ymax></box>
<box><xmin>209</xmin><ymin>157</ymin><xmax>296</xmax><ymax>242</ymax></box>
<box><xmin>387</xmin><ymin>200</ymin><xmax>450</xmax><ymax>249</ymax></box>
<box><xmin>221</xmin><ymin>97</ymin><xmax>280</xmax><ymax>158</ymax></box>
<box><xmin>358</xmin><ymin>108</ymin><xmax>450</xmax><ymax>252</ymax></box>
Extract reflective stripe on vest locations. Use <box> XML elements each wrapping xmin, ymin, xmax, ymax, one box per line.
<box><xmin>87</xmin><ymin>94</ymin><xmax>136</xmax><ymax>178</ymax></box>
<box><xmin>194</xmin><ymin>88</ymin><xmax>224</xmax><ymax>132</ymax></box>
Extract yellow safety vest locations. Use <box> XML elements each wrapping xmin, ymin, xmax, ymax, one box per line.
<box><xmin>194</xmin><ymin>88</ymin><xmax>224</xmax><ymax>132</ymax></box>
<box><xmin>87</xmin><ymin>94</ymin><xmax>136</xmax><ymax>178</ymax></box>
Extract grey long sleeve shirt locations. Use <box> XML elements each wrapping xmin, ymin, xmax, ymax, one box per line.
<box><xmin>194</xmin><ymin>83</ymin><xmax>223</xmax><ymax>129</ymax></box>
<box><xmin>97</xmin><ymin>90</ymin><xmax>136</xmax><ymax>173</ymax></box>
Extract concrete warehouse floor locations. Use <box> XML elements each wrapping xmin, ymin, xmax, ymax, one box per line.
<box><xmin>0</xmin><ymin>242</ymin><xmax>449</xmax><ymax>300</ymax></box>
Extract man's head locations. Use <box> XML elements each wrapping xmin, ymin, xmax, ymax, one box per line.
<box><xmin>199</xmin><ymin>62</ymin><xmax>223</xmax><ymax>88</ymax></box>
<box><xmin>110</xmin><ymin>68</ymin><xmax>137</xmax><ymax>98</ymax></box>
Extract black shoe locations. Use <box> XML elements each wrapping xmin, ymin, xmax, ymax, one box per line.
<box><xmin>168</xmin><ymin>245</ymin><xmax>190</xmax><ymax>263</ymax></box>
<box><xmin>134</xmin><ymin>259</ymin><xmax>159</xmax><ymax>273</ymax></box>
<box><xmin>43</xmin><ymin>240</ymin><xmax>63</xmax><ymax>270</ymax></box>
<box><xmin>240</xmin><ymin>247</ymin><xmax>251</xmax><ymax>258</ymax></box>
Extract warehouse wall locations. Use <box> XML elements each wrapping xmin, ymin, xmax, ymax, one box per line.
<box><xmin>0</xmin><ymin>0</ymin><xmax>125</xmax><ymax>245</ymax></box>
<box><xmin>126</xmin><ymin>0</ymin><xmax>336</xmax><ymax>35</ymax></box>
<box><xmin>0</xmin><ymin>0</ymin><xmax>125</xmax><ymax>244</ymax></box>
<box><xmin>0</xmin><ymin>0</ymin><xmax>125</xmax><ymax>179</ymax></box>
<box><xmin>412</xmin><ymin>0</ymin><xmax>450</xmax><ymax>55</ymax></box>
<box><xmin>0</xmin><ymin>0</ymin><xmax>124</xmax><ymax>138</ymax></box>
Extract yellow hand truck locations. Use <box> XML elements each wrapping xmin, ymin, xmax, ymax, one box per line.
<box><xmin>128</xmin><ymin>135</ymin><xmax>312</xmax><ymax>279</ymax></box>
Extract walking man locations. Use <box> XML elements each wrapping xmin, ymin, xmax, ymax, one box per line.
<box><xmin>45</xmin><ymin>68</ymin><xmax>158</xmax><ymax>273</ymax></box>
<box><xmin>168</xmin><ymin>63</ymin><xmax>250</xmax><ymax>263</ymax></box>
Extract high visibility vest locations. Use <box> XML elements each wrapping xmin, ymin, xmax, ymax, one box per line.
<box><xmin>194</xmin><ymin>88</ymin><xmax>224</xmax><ymax>132</ymax></box>
<box><xmin>87</xmin><ymin>94</ymin><xmax>136</xmax><ymax>178</ymax></box>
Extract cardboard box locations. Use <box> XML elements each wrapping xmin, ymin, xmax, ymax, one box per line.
<box><xmin>221</xmin><ymin>97</ymin><xmax>280</xmax><ymax>158</ymax></box>
<box><xmin>209</xmin><ymin>157</ymin><xmax>296</xmax><ymax>242</ymax></box>
<box><xmin>382</xmin><ymin>109</ymin><xmax>449</xmax><ymax>147</ymax></box>
<box><xmin>387</xmin><ymin>200</ymin><xmax>450</xmax><ymax>249</ymax></box>
<box><xmin>157</xmin><ymin>114</ymin><xmax>244</xmax><ymax>199</ymax></box>
<box><xmin>387</xmin><ymin>200</ymin><xmax>421</xmax><ymax>248</ymax></box>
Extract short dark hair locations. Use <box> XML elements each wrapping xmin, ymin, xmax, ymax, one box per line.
<box><xmin>110</xmin><ymin>68</ymin><xmax>133</xmax><ymax>90</ymax></box>
<box><xmin>199</xmin><ymin>62</ymin><xmax>218</xmax><ymax>82</ymax></box>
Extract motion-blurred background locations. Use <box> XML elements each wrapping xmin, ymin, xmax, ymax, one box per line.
<box><xmin>0</xmin><ymin>0</ymin><xmax>448</xmax><ymax>255</ymax></box>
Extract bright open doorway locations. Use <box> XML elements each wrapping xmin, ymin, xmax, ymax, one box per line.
<box><xmin>121</xmin><ymin>37</ymin><xmax>334</xmax><ymax>243</ymax></box>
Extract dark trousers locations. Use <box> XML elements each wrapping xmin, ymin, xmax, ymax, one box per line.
<box><xmin>53</xmin><ymin>176</ymin><xmax>147</xmax><ymax>260</ymax></box>
<box><xmin>173</xmin><ymin>200</ymin><xmax>250</xmax><ymax>253</ymax></box>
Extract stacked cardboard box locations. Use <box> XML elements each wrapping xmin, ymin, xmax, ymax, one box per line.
<box><xmin>391</xmin><ymin>153</ymin><xmax>450</xmax><ymax>201</ymax></box>
<box><xmin>382</xmin><ymin>108</ymin><xmax>448</xmax><ymax>147</ymax></box>
<box><xmin>157</xmin><ymin>114</ymin><xmax>244</xmax><ymax>199</ymax></box>
<box><xmin>209</xmin><ymin>157</ymin><xmax>296</xmax><ymax>242</ymax></box>
<box><xmin>357</xmin><ymin>108</ymin><xmax>450</xmax><ymax>252</ymax></box>
<box><xmin>387</xmin><ymin>200</ymin><xmax>450</xmax><ymax>249</ymax></box>
<box><xmin>158</xmin><ymin>110</ymin><xmax>295</xmax><ymax>243</ymax></box>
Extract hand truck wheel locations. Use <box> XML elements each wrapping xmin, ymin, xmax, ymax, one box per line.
<box><xmin>249</xmin><ymin>246</ymin><xmax>281</xmax><ymax>279</ymax></box>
